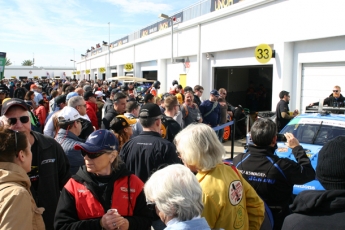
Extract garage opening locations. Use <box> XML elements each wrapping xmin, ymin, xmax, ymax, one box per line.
<box><xmin>143</xmin><ymin>71</ymin><xmax>157</xmax><ymax>81</ymax></box>
<box><xmin>214</xmin><ymin>65</ymin><xmax>273</xmax><ymax>112</ymax></box>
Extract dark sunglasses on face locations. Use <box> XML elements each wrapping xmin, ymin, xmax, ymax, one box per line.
<box><xmin>333</xmin><ymin>90</ymin><xmax>339</xmax><ymax>93</ymax></box>
<box><xmin>81</xmin><ymin>150</ymin><xmax>105</xmax><ymax>159</ymax></box>
<box><xmin>7</xmin><ymin>116</ymin><xmax>30</xmax><ymax>125</ymax></box>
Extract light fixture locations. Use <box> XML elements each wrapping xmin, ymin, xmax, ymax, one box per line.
<box><xmin>103</xmin><ymin>41</ymin><xmax>108</xmax><ymax>46</ymax></box>
<box><xmin>159</xmin><ymin>13</ymin><xmax>169</xmax><ymax>19</ymax></box>
<box><xmin>175</xmin><ymin>58</ymin><xmax>185</xmax><ymax>63</ymax></box>
<box><xmin>206</xmin><ymin>53</ymin><xmax>214</xmax><ymax>60</ymax></box>
<box><xmin>81</xmin><ymin>54</ymin><xmax>86</xmax><ymax>57</ymax></box>
<box><xmin>159</xmin><ymin>13</ymin><xmax>176</xmax><ymax>63</ymax></box>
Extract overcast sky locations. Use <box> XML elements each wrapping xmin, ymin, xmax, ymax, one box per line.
<box><xmin>0</xmin><ymin>0</ymin><xmax>192</xmax><ymax>67</ymax></box>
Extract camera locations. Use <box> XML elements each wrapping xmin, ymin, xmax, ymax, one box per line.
<box><xmin>276</xmin><ymin>133</ymin><xmax>287</xmax><ymax>142</ymax></box>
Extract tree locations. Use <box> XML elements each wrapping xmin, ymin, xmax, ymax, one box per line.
<box><xmin>22</xmin><ymin>60</ymin><xmax>33</xmax><ymax>66</ymax></box>
<box><xmin>5</xmin><ymin>58</ymin><xmax>12</xmax><ymax>66</ymax></box>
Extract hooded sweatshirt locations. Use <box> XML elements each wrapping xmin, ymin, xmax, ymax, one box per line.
<box><xmin>282</xmin><ymin>190</ymin><xmax>345</xmax><ymax>230</ymax></box>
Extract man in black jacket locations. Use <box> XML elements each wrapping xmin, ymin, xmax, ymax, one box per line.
<box><xmin>276</xmin><ymin>90</ymin><xmax>299</xmax><ymax>132</ymax></box>
<box><xmin>282</xmin><ymin>136</ymin><xmax>345</xmax><ymax>230</ymax></box>
<box><xmin>233</xmin><ymin>118</ymin><xmax>315</xmax><ymax>230</ymax></box>
<box><xmin>1</xmin><ymin>98</ymin><xmax>71</xmax><ymax>230</ymax></box>
<box><xmin>101</xmin><ymin>92</ymin><xmax>127</xmax><ymax>129</ymax></box>
<box><xmin>309</xmin><ymin>85</ymin><xmax>345</xmax><ymax>109</ymax></box>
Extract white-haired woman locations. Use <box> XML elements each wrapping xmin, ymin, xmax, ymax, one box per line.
<box><xmin>174</xmin><ymin>123</ymin><xmax>265</xmax><ymax>230</ymax></box>
<box><xmin>144</xmin><ymin>164</ymin><xmax>211</xmax><ymax>230</ymax></box>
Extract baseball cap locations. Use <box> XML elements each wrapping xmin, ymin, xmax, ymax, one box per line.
<box><xmin>84</xmin><ymin>91</ymin><xmax>96</xmax><ymax>100</ymax></box>
<box><xmin>95</xmin><ymin>91</ymin><xmax>105</xmax><ymax>98</ymax></box>
<box><xmin>55</xmin><ymin>95</ymin><xmax>67</xmax><ymax>105</ymax></box>
<box><xmin>110</xmin><ymin>115</ymin><xmax>137</xmax><ymax>132</ymax></box>
<box><xmin>210</xmin><ymin>89</ymin><xmax>220</xmax><ymax>97</ymax></box>
<box><xmin>1</xmin><ymin>98</ymin><xmax>29</xmax><ymax>115</ymax></box>
<box><xmin>74</xmin><ymin>129</ymin><xmax>119</xmax><ymax>153</ymax></box>
<box><xmin>58</xmin><ymin>106</ymin><xmax>82</xmax><ymax>123</ymax></box>
<box><xmin>66</xmin><ymin>92</ymin><xmax>79</xmax><ymax>101</ymax></box>
<box><xmin>139</xmin><ymin>103</ymin><xmax>162</xmax><ymax>118</ymax></box>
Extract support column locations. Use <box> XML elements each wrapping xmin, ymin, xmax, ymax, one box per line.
<box><xmin>157</xmin><ymin>59</ymin><xmax>167</xmax><ymax>93</ymax></box>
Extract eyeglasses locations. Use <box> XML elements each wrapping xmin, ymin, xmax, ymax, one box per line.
<box><xmin>333</xmin><ymin>90</ymin><xmax>339</xmax><ymax>93</ymax></box>
<box><xmin>81</xmin><ymin>150</ymin><xmax>105</xmax><ymax>159</ymax></box>
<box><xmin>146</xmin><ymin>201</ymin><xmax>156</xmax><ymax>211</ymax></box>
<box><xmin>7</xmin><ymin>116</ymin><xmax>30</xmax><ymax>125</ymax></box>
<box><xmin>78</xmin><ymin>104</ymin><xmax>87</xmax><ymax>107</ymax></box>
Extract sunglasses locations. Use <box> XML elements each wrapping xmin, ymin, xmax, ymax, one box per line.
<box><xmin>81</xmin><ymin>150</ymin><xmax>105</xmax><ymax>159</ymax></box>
<box><xmin>333</xmin><ymin>90</ymin><xmax>339</xmax><ymax>93</ymax></box>
<box><xmin>146</xmin><ymin>201</ymin><xmax>156</xmax><ymax>211</ymax></box>
<box><xmin>7</xmin><ymin>116</ymin><xmax>30</xmax><ymax>125</ymax></box>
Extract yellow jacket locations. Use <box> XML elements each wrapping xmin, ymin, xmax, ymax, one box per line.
<box><xmin>197</xmin><ymin>163</ymin><xmax>264</xmax><ymax>230</ymax></box>
<box><xmin>0</xmin><ymin>162</ymin><xmax>45</xmax><ymax>230</ymax></box>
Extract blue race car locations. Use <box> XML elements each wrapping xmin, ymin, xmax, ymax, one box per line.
<box><xmin>275</xmin><ymin>112</ymin><xmax>345</xmax><ymax>194</ymax></box>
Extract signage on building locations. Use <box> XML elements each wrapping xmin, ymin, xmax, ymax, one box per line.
<box><xmin>99</xmin><ymin>67</ymin><xmax>106</xmax><ymax>73</ymax></box>
<box><xmin>210</xmin><ymin>0</ymin><xmax>242</xmax><ymax>12</ymax></box>
<box><xmin>124</xmin><ymin>63</ymin><xmax>133</xmax><ymax>71</ymax></box>
<box><xmin>140</xmin><ymin>12</ymin><xmax>183</xmax><ymax>38</ymax></box>
<box><xmin>0</xmin><ymin>52</ymin><xmax>5</xmax><ymax>80</ymax></box>
<box><xmin>86</xmin><ymin>69</ymin><xmax>90</xmax><ymax>74</ymax></box>
<box><xmin>255</xmin><ymin>44</ymin><xmax>273</xmax><ymax>64</ymax></box>
<box><xmin>77</xmin><ymin>71</ymin><xmax>80</xmax><ymax>74</ymax></box>
<box><xmin>110</xmin><ymin>36</ymin><xmax>129</xmax><ymax>48</ymax></box>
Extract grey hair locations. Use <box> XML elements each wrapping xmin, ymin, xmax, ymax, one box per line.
<box><xmin>139</xmin><ymin>116</ymin><xmax>160</xmax><ymax>128</ymax></box>
<box><xmin>144</xmin><ymin>164</ymin><xmax>203</xmax><ymax>221</ymax></box>
<box><xmin>68</xmin><ymin>96</ymin><xmax>84</xmax><ymax>108</ymax></box>
<box><xmin>174</xmin><ymin>123</ymin><xmax>224</xmax><ymax>171</ymax></box>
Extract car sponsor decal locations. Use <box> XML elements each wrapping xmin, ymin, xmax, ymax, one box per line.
<box><xmin>291</xmin><ymin>118</ymin><xmax>345</xmax><ymax>128</ymax></box>
<box><xmin>277</xmin><ymin>147</ymin><xmax>288</xmax><ymax>152</ymax></box>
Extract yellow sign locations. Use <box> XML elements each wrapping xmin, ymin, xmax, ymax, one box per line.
<box><xmin>11</xmin><ymin>76</ymin><xmax>16</xmax><ymax>79</ymax></box>
<box><xmin>72</xmin><ymin>71</ymin><xmax>76</xmax><ymax>75</ymax></box>
<box><xmin>255</xmin><ymin>44</ymin><xmax>273</xmax><ymax>64</ymax></box>
<box><xmin>99</xmin><ymin>67</ymin><xmax>106</xmax><ymax>73</ymax></box>
<box><xmin>34</xmin><ymin>76</ymin><xmax>39</xmax><ymax>79</ymax></box>
<box><xmin>86</xmin><ymin>69</ymin><xmax>90</xmax><ymax>74</ymax></box>
<box><xmin>76</xmin><ymin>71</ymin><xmax>80</xmax><ymax>74</ymax></box>
<box><xmin>124</xmin><ymin>63</ymin><xmax>133</xmax><ymax>71</ymax></box>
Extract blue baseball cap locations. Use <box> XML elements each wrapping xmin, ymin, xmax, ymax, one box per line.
<box><xmin>74</xmin><ymin>129</ymin><xmax>119</xmax><ymax>153</ymax></box>
<box><xmin>210</xmin><ymin>89</ymin><xmax>220</xmax><ymax>97</ymax></box>
<box><xmin>66</xmin><ymin>92</ymin><xmax>79</xmax><ymax>101</ymax></box>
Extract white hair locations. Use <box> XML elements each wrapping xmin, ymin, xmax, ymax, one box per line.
<box><xmin>144</xmin><ymin>164</ymin><xmax>203</xmax><ymax>221</ymax></box>
<box><xmin>68</xmin><ymin>96</ymin><xmax>84</xmax><ymax>108</ymax></box>
<box><xmin>174</xmin><ymin>123</ymin><xmax>224</xmax><ymax>171</ymax></box>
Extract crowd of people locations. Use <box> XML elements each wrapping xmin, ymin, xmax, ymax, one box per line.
<box><xmin>0</xmin><ymin>78</ymin><xmax>344</xmax><ymax>230</ymax></box>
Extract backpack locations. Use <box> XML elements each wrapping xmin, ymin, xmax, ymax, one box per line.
<box><xmin>160</xmin><ymin>115</ymin><xmax>181</xmax><ymax>142</ymax></box>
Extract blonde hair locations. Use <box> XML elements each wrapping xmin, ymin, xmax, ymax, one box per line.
<box><xmin>174</xmin><ymin>123</ymin><xmax>224</xmax><ymax>171</ymax></box>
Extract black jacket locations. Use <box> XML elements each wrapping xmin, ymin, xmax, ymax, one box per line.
<box><xmin>161</xmin><ymin>115</ymin><xmax>181</xmax><ymax>143</ymax></box>
<box><xmin>282</xmin><ymin>190</ymin><xmax>345</xmax><ymax>230</ymax></box>
<box><xmin>30</xmin><ymin>131</ymin><xmax>71</xmax><ymax>230</ymax></box>
<box><xmin>233</xmin><ymin>145</ymin><xmax>315</xmax><ymax>207</ymax></box>
<box><xmin>101</xmin><ymin>108</ymin><xmax>119</xmax><ymax>130</ymax></box>
<box><xmin>79</xmin><ymin>118</ymin><xmax>94</xmax><ymax>140</ymax></box>
<box><xmin>120</xmin><ymin>131</ymin><xmax>181</xmax><ymax>182</ymax></box>
<box><xmin>54</xmin><ymin>164</ymin><xmax>153</xmax><ymax>230</ymax></box>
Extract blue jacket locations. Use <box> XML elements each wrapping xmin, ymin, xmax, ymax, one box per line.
<box><xmin>199</xmin><ymin>100</ymin><xmax>221</xmax><ymax>127</ymax></box>
<box><xmin>165</xmin><ymin>217</ymin><xmax>211</xmax><ymax>230</ymax></box>
<box><xmin>55</xmin><ymin>129</ymin><xmax>85</xmax><ymax>175</ymax></box>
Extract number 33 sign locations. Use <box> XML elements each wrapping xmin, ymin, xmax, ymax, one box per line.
<box><xmin>255</xmin><ymin>44</ymin><xmax>273</xmax><ymax>64</ymax></box>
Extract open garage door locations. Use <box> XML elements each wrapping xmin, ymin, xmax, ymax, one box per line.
<box><xmin>301</xmin><ymin>62</ymin><xmax>345</xmax><ymax>112</ymax></box>
<box><xmin>214</xmin><ymin>65</ymin><xmax>273</xmax><ymax>112</ymax></box>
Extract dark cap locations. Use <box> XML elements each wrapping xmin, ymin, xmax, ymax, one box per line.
<box><xmin>74</xmin><ymin>129</ymin><xmax>119</xmax><ymax>153</ymax></box>
<box><xmin>84</xmin><ymin>91</ymin><xmax>96</xmax><ymax>100</ymax></box>
<box><xmin>121</xmin><ymin>85</ymin><xmax>129</xmax><ymax>91</ymax></box>
<box><xmin>139</xmin><ymin>103</ymin><xmax>162</xmax><ymax>118</ymax></box>
<box><xmin>110</xmin><ymin>115</ymin><xmax>137</xmax><ymax>132</ymax></box>
<box><xmin>55</xmin><ymin>95</ymin><xmax>67</xmax><ymax>105</ymax></box>
<box><xmin>316</xmin><ymin>136</ymin><xmax>345</xmax><ymax>190</ymax></box>
<box><xmin>1</xmin><ymin>98</ymin><xmax>29</xmax><ymax>115</ymax></box>
<box><xmin>210</xmin><ymin>89</ymin><xmax>220</xmax><ymax>97</ymax></box>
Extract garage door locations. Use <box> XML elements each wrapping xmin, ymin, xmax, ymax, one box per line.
<box><xmin>301</xmin><ymin>62</ymin><xmax>345</xmax><ymax>112</ymax></box>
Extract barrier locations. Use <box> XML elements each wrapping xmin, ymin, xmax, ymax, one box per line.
<box><xmin>212</xmin><ymin>120</ymin><xmax>236</xmax><ymax>159</ymax></box>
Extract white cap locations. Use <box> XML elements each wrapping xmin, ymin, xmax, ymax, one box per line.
<box><xmin>58</xmin><ymin>106</ymin><xmax>81</xmax><ymax>122</ymax></box>
<box><xmin>95</xmin><ymin>91</ymin><xmax>105</xmax><ymax>97</ymax></box>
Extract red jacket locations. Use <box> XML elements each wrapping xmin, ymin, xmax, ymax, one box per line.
<box><xmin>64</xmin><ymin>174</ymin><xmax>143</xmax><ymax>220</ymax></box>
<box><xmin>85</xmin><ymin>101</ymin><xmax>99</xmax><ymax>130</ymax></box>
<box><xmin>34</xmin><ymin>105</ymin><xmax>47</xmax><ymax>127</ymax></box>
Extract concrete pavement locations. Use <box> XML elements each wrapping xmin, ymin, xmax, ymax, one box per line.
<box><xmin>222</xmin><ymin>138</ymin><xmax>246</xmax><ymax>160</ymax></box>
